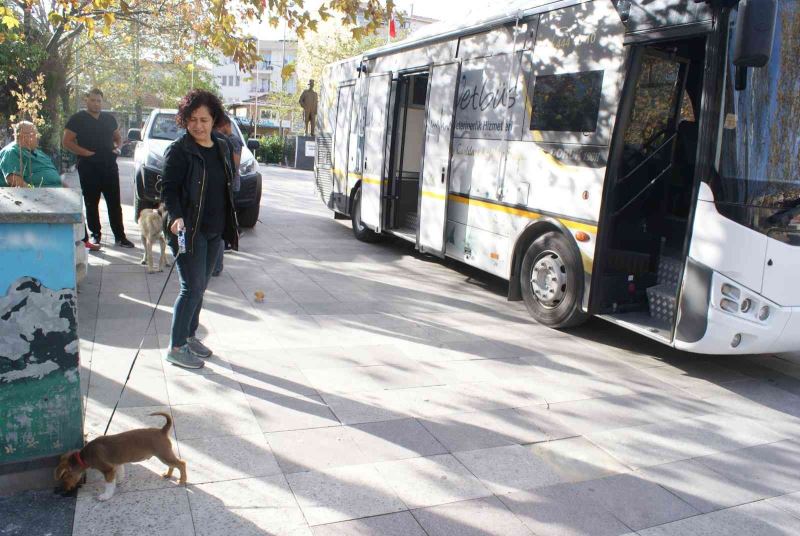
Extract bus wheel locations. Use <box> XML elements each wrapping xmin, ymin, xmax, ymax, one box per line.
<box><xmin>520</xmin><ymin>231</ymin><xmax>587</xmax><ymax>328</ymax></box>
<box><xmin>351</xmin><ymin>187</ymin><xmax>381</xmax><ymax>243</ymax></box>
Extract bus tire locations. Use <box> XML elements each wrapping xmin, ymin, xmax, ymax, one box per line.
<box><xmin>520</xmin><ymin>231</ymin><xmax>587</xmax><ymax>328</ymax></box>
<box><xmin>351</xmin><ymin>187</ymin><xmax>381</xmax><ymax>243</ymax></box>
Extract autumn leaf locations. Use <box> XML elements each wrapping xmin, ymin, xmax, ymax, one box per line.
<box><xmin>2</xmin><ymin>14</ymin><xmax>21</xmax><ymax>30</ymax></box>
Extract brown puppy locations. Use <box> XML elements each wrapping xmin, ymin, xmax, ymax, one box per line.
<box><xmin>55</xmin><ymin>412</ymin><xmax>186</xmax><ymax>501</ymax></box>
<box><xmin>139</xmin><ymin>204</ymin><xmax>170</xmax><ymax>273</ymax></box>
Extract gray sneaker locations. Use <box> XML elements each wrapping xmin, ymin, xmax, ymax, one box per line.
<box><xmin>186</xmin><ymin>337</ymin><xmax>212</xmax><ymax>358</ymax></box>
<box><xmin>166</xmin><ymin>346</ymin><xmax>205</xmax><ymax>369</ymax></box>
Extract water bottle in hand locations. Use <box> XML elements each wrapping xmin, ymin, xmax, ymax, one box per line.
<box><xmin>177</xmin><ymin>229</ymin><xmax>187</xmax><ymax>254</ymax></box>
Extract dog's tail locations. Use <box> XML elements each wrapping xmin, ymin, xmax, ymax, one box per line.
<box><xmin>150</xmin><ymin>412</ymin><xmax>172</xmax><ymax>434</ymax></box>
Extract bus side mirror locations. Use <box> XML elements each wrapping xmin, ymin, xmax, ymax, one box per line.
<box><xmin>732</xmin><ymin>0</ymin><xmax>778</xmax><ymax>90</ymax></box>
<box><xmin>127</xmin><ymin>128</ymin><xmax>142</xmax><ymax>142</ymax></box>
<box><xmin>247</xmin><ymin>139</ymin><xmax>260</xmax><ymax>152</ymax></box>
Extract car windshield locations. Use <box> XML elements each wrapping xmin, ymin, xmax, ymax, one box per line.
<box><xmin>712</xmin><ymin>2</ymin><xmax>800</xmax><ymax>245</ymax></box>
<box><xmin>148</xmin><ymin>113</ymin><xmax>247</xmax><ymax>144</ymax></box>
<box><xmin>149</xmin><ymin>113</ymin><xmax>185</xmax><ymax>141</ymax></box>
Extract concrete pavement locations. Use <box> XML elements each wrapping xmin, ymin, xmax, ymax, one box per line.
<box><xmin>69</xmin><ymin>159</ymin><xmax>800</xmax><ymax>535</ymax></box>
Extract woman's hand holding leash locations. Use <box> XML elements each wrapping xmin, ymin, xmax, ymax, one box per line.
<box><xmin>170</xmin><ymin>217</ymin><xmax>185</xmax><ymax>235</ymax></box>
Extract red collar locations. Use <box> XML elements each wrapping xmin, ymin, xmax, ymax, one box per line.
<box><xmin>73</xmin><ymin>451</ymin><xmax>89</xmax><ymax>469</ymax></box>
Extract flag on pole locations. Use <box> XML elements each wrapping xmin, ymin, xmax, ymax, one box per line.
<box><xmin>389</xmin><ymin>14</ymin><xmax>397</xmax><ymax>39</ymax></box>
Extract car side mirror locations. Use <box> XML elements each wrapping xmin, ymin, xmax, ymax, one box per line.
<box><xmin>247</xmin><ymin>139</ymin><xmax>260</xmax><ymax>151</ymax></box>
<box><xmin>127</xmin><ymin>128</ymin><xmax>143</xmax><ymax>142</ymax></box>
<box><xmin>733</xmin><ymin>0</ymin><xmax>778</xmax><ymax>90</ymax></box>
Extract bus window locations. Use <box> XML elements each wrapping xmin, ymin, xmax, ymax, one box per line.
<box><xmin>712</xmin><ymin>1</ymin><xmax>800</xmax><ymax>246</ymax></box>
<box><xmin>620</xmin><ymin>53</ymin><xmax>683</xmax><ymax>175</ymax></box>
<box><xmin>529</xmin><ymin>70</ymin><xmax>604</xmax><ymax>132</ymax></box>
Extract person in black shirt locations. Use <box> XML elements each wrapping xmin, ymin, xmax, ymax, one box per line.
<box><xmin>160</xmin><ymin>90</ymin><xmax>239</xmax><ymax>369</ymax></box>
<box><xmin>63</xmin><ymin>88</ymin><xmax>134</xmax><ymax>248</ymax></box>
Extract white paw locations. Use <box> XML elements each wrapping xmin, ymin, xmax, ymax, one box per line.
<box><xmin>97</xmin><ymin>492</ymin><xmax>113</xmax><ymax>501</ymax></box>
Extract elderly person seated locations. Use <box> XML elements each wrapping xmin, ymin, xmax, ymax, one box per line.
<box><xmin>0</xmin><ymin>121</ymin><xmax>64</xmax><ymax>188</ymax></box>
<box><xmin>1</xmin><ymin>120</ymin><xmax>100</xmax><ymax>251</ymax></box>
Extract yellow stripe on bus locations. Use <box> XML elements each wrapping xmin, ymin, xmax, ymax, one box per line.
<box><xmin>421</xmin><ymin>190</ymin><xmax>447</xmax><ymax>200</ymax></box>
<box><xmin>448</xmin><ymin>194</ymin><xmax>597</xmax><ymax>233</ymax></box>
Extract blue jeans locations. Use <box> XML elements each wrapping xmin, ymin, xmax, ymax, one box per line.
<box><xmin>170</xmin><ymin>232</ymin><xmax>222</xmax><ymax>348</ymax></box>
<box><xmin>214</xmin><ymin>242</ymin><xmax>224</xmax><ymax>274</ymax></box>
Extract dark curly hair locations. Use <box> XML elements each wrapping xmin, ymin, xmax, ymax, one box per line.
<box><xmin>175</xmin><ymin>89</ymin><xmax>225</xmax><ymax>129</ymax></box>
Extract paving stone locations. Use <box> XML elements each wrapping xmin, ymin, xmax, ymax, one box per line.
<box><xmin>693</xmin><ymin>440</ymin><xmax>800</xmax><ymax>498</ymax></box>
<box><xmin>412</xmin><ymin>496</ymin><xmax>534</xmax><ymax>536</ymax></box>
<box><xmin>349</xmin><ymin>418</ymin><xmax>448</xmax><ymax>462</ymax></box>
<box><xmin>500</xmin><ymin>483</ymin><xmax>633</xmax><ymax>536</ymax></box>
<box><xmin>575</xmin><ymin>473</ymin><xmax>699</xmax><ymax>531</ymax></box>
<box><xmin>587</xmin><ymin>413</ymin><xmax>786</xmax><ymax>468</ymax></box>
<box><xmin>455</xmin><ymin>444</ymin><xmax>564</xmax><ymax>493</ymax></box>
<box><xmin>267</xmin><ymin>426</ymin><xmax>368</xmax><ymax>473</ymax></box>
<box><xmin>374</xmin><ymin>454</ymin><xmax>492</xmax><ymax>509</ymax></box>
<box><xmin>165</xmin><ymin>373</ymin><xmax>247</xmax><ymax>406</ymax></box>
<box><xmin>302</xmin><ymin>363</ymin><xmax>441</xmax><ymax>394</ymax></box>
<box><xmin>73</xmin><ymin>487</ymin><xmax>193</xmax><ymax>536</ymax></box>
<box><xmin>87</xmin><ymin>371</ymin><xmax>169</xmax><ymax>408</ymax></box>
<box><xmin>311</xmin><ymin>512</ymin><xmax>427</xmax><ymax>536</ymax></box>
<box><xmin>766</xmin><ymin>492</ymin><xmax>800</xmax><ymax>520</ymax></box>
<box><xmin>286</xmin><ymin>465</ymin><xmax>406</xmax><ymax>526</ymax></box>
<box><xmin>188</xmin><ymin>475</ymin><xmax>309</xmax><ymax>536</ymax></box>
<box><xmin>234</xmin><ymin>365</ymin><xmax>319</xmax><ymax>399</ymax></box>
<box><xmin>177</xmin><ymin>433</ymin><xmax>282</xmax><ymax>484</ymax></box>
<box><xmin>637</xmin><ymin>458</ymin><xmax>764</xmax><ymax>513</ymax></box>
<box><xmin>248</xmin><ymin>393</ymin><xmax>341</xmax><ymax>433</ymax></box>
<box><xmin>419</xmin><ymin>407</ymin><xmax>553</xmax><ymax>452</ymax></box>
<box><xmin>171</xmin><ymin>401</ymin><xmax>262</xmax><ymax>440</ymax></box>
<box><xmin>0</xmin><ymin>488</ymin><xmax>74</xmax><ymax>536</ymax></box>
<box><xmin>529</xmin><ymin>437</ymin><xmax>630</xmax><ymax>483</ymax></box>
<box><xmin>636</xmin><ymin>500</ymin><xmax>800</xmax><ymax>535</ymax></box>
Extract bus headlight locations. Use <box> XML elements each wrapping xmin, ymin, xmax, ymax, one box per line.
<box><xmin>758</xmin><ymin>305</ymin><xmax>770</xmax><ymax>321</ymax></box>
<box><xmin>721</xmin><ymin>283</ymin><xmax>741</xmax><ymax>300</ymax></box>
<box><xmin>740</xmin><ymin>298</ymin><xmax>753</xmax><ymax>313</ymax></box>
<box><xmin>720</xmin><ymin>299</ymin><xmax>738</xmax><ymax>313</ymax></box>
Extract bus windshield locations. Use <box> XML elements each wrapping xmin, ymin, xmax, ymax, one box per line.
<box><xmin>712</xmin><ymin>2</ymin><xmax>800</xmax><ymax>246</ymax></box>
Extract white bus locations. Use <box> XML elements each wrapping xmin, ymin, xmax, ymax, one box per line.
<box><xmin>314</xmin><ymin>0</ymin><xmax>800</xmax><ymax>355</ymax></box>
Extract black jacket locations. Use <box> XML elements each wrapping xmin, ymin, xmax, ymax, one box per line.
<box><xmin>162</xmin><ymin>132</ymin><xmax>239</xmax><ymax>254</ymax></box>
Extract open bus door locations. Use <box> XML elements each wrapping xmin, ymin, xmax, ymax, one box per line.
<box><xmin>418</xmin><ymin>61</ymin><xmax>460</xmax><ymax>256</ymax></box>
<box><xmin>361</xmin><ymin>73</ymin><xmax>393</xmax><ymax>232</ymax></box>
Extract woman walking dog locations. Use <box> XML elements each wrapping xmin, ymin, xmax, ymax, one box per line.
<box><xmin>162</xmin><ymin>90</ymin><xmax>238</xmax><ymax>369</ymax></box>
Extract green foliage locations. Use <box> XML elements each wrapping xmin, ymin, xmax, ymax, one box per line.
<box><xmin>0</xmin><ymin>39</ymin><xmax>47</xmax><ymax>127</ymax></box>
<box><xmin>256</xmin><ymin>134</ymin><xmax>285</xmax><ymax>164</ymax></box>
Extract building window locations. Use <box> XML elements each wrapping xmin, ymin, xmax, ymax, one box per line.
<box><xmin>235</xmin><ymin>76</ymin><xmax>240</xmax><ymax>86</ymax></box>
<box><xmin>530</xmin><ymin>70</ymin><xmax>604</xmax><ymax>132</ymax></box>
<box><xmin>228</xmin><ymin>75</ymin><xmax>234</xmax><ymax>86</ymax></box>
<box><xmin>221</xmin><ymin>76</ymin><xmax>227</xmax><ymax>86</ymax></box>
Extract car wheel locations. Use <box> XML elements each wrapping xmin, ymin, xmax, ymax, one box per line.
<box><xmin>520</xmin><ymin>231</ymin><xmax>587</xmax><ymax>328</ymax></box>
<box><xmin>237</xmin><ymin>203</ymin><xmax>260</xmax><ymax>228</ymax></box>
<box><xmin>351</xmin><ymin>187</ymin><xmax>381</xmax><ymax>243</ymax></box>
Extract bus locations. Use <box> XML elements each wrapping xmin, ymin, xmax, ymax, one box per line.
<box><xmin>313</xmin><ymin>0</ymin><xmax>800</xmax><ymax>355</ymax></box>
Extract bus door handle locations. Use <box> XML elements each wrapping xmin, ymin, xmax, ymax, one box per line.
<box><xmin>441</xmin><ymin>166</ymin><xmax>446</xmax><ymax>184</ymax></box>
<box><xmin>364</xmin><ymin>158</ymin><xmax>367</xmax><ymax>171</ymax></box>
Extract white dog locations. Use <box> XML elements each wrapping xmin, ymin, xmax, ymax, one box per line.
<box><xmin>139</xmin><ymin>205</ymin><xmax>170</xmax><ymax>273</ymax></box>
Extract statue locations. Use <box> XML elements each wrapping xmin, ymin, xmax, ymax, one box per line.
<box><xmin>299</xmin><ymin>79</ymin><xmax>318</xmax><ymax>137</ymax></box>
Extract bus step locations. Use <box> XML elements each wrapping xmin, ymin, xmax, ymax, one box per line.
<box><xmin>657</xmin><ymin>255</ymin><xmax>683</xmax><ymax>288</ymax></box>
<box><xmin>646</xmin><ymin>284</ymin><xmax>677</xmax><ymax>324</ymax></box>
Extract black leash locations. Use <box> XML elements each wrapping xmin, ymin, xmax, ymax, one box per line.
<box><xmin>102</xmin><ymin>257</ymin><xmax>178</xmax><ymax>436</ymax></box>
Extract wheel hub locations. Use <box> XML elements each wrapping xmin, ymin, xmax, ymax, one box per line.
<box><xmin>530</xmin><ymin>250</ymin><xmax>567</xmax><ymax>308</ymax></box>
